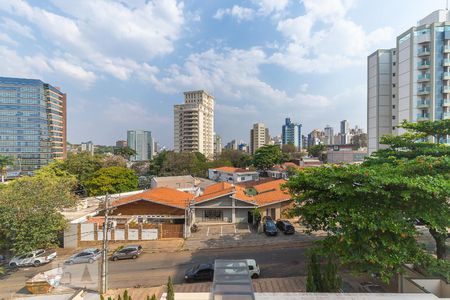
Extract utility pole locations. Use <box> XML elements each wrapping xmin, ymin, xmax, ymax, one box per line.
<box><xmin>100</xmin><ymin>193</ymin><xmax>110</xmax><ymax>294</ymax></box>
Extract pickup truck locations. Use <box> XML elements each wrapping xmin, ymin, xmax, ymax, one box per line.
<box><xmin>9</xmin><ymin>249</ymin><xmax>57</xmax><ymax>268</ymax></box>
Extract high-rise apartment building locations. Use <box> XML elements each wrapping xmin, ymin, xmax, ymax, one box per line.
<box><xmin>307</xmin><ymin>129</ymin><xmax>325</xmax><ymax>148</ymax></box>
<box><xmin>174</xmin><ymin>90</ymin><xmax>214</xmax><ymax>159</ymax></box>
<box><xmin>281</xmin><ymin>118</ymin><xmax>302</xmax><ymax>150</ymax></box>
<box><xmin>213</xmin><ymin>133</ymin><xmax>222</xmax><ymax>158</ymax></box>
<box><xmin>250</xmin><ymin>123</ymin><xmax>270</xmax><ymax>154</ymax></box>
<box><xmin>324</xmin><ymin>125</ymin><xmax>334</xmax><ymax>145</ymax></box>
<box><xmin>81</xmin><ymin>141</ymin><xmax>94</xmax><ymax>156</ymax></box>
<box><xmin>368</xmin><ymin>10</ymin><xmax>450</xmax><ymax>154</ymax></box>
<box><xmin>0</xmin><ymin>77</ymin><xmax>67</xmax><ymax>175</ymax></box>
<box><xmin>127</xmin><ymin>130</ymin><xmax>153</xmax><ymax>161</ymax></box>
<box><xmin>340</xmin><ymin>120</ymin><xmax>352</xmax><ymax>145</ymax></box>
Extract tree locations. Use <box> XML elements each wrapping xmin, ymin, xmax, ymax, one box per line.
<box><xmin>322</xmin><ymin>257</ymin><xmax>342</xmax><ymax>292</ymax></box>
<box><xmin>114</xmin><ymin>147</ymin><xmax>137</xmax><ymax>160</ymax></box>
<box><xmin>306</xmin><ymin>252</ymin><xmax>321</xmax><ymax>292</ymax></box>
<box><xmin>84</xmin><ymin>167</ymin><xmax>138</xmax><ymax>196</ymax></box>
<box><xmin>285</xmin><ymin>160</ymin><xmax>449</xmax><ymax>281</ymax></box>
<box><xmin>0</xmin><ymin>171</ymin><xmax>77</xmax><ymax>253</ymax></box>
<box><xmin>253</xmin><ymin>145</ymin><xmax>282</xmax><ymax>171</ymax></box>
<box><xmin>307</xmin><ymin>144</ymin><xmax>326</xmax><ymax>158</ymax></box>
<box><xmin>282</xmin><ymin>143</ymin><xmax>296</xmax><ymax>154</ymax></box>
<box><xmin>167</xmin><ymin>276</ymin><xmax>174</xmax><ymax>300</ymax></box>
<box><xmin>101</xmin><ymin>155</ymin><xmax>127</xmax><ymax>168</ymax></box>
<box><xmin>351</xmin><ymin>133</ymin><xmax>368</xmax><ymax>149</ymax></box>
<box><xmin>62</xmin><ymin>152</ymin><xmax>103</xmax><ymax>183</ymax></box>
<box><xmin>219</xmin><ymin>150</ymin><xmax>253</xmax><ymax>168</ymax></box>
<box><xmin>0</xmin><ymin>155</ymin><xmax>14</xmax><ymax>183</ymax></box>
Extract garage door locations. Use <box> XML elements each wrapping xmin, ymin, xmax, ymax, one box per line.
<box><xmin>142</xmin><ymin>229</ymin><xmax>158</xmax><ymax>240</ymax></box>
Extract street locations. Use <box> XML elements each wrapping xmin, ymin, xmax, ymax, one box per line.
<box><xmin>0</xmin><ymin>243</ymin><xmax>311</xmax><ymax>298</ymax></box>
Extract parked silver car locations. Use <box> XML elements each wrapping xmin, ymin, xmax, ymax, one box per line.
<box><xmin>111</xmin><ymin>245</ymin><xmax>142</xmax><ymax>261</ymax></box>
<box><xmin>65</xmin><ymin>248</ymin><xmax>101</xmax><ymax>265</ymax></box>
<box><xmin>9</xmin><ymin>249</ymin><xmax>57</xmax><ymax>268</ymax></box>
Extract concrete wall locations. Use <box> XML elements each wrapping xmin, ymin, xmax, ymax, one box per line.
<box><xmin>235</xmin><ymin>209</ymin><xmax>251</xmax><ymax>223</ymax></box>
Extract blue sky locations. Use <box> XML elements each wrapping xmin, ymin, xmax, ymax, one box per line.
<box><xmin>0</xmin><ymin>0</ymin><xmax>447</xmax><ymax>147</ymax></box>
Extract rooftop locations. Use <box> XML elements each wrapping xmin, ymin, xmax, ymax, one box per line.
<box><xmin>111</xmin><ymin>187</ymin><xmax>194</xmax><ymax>209</ymax></box>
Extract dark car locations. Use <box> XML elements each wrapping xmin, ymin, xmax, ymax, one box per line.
<box><xmin>184</xmin><ymin>263</ymin><xmax>214</xmax><ymax>282</ymax></box>
<box><xmin>276</xmin><ymin>220</ymin><xmax>295</xmax><ymax>235</ymax></box>
<box><xmin>263</xmin><ymin>219</ymin><xmax>278</xmax><ymax>236</ymax></box>
<box><xmin>111</xmin><ymin>245</ymin><xmax>142</xmax><ymax>261</ymax></box>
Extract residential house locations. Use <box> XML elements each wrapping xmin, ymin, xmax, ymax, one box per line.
<box><xmin>150</xmin><ymin>175</ymin><xmax>215</xmax><ymax>194</ymax></box>
<box><xmin>208</xmin><ymin>167</ymin><xmax>259</xmax><ymax>184</ymax></box>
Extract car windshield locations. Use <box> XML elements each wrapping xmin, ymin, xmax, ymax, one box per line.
<box><xmin>266</xmin><ymin>222</ymin><xmax>276</xmax><ymax>229</ymax></box>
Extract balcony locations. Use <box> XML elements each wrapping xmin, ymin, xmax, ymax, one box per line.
<box><xmin>444</xmin><ymin>72</ymin><xmax>450</xmax><ymax>80</ymax></box>
<box><xmin>417</xmin><ymin>87</ymin><xmax>431</xmax><ymax>95</ymax></box>
<box><xmin>443</xmin><ymin>99</ymin><xmax>450</xmax><ymax>107</ymax></box>
<box><xmin>445</xmin><ymin>45</ymin><xmax>450</xmax><ymax>53</ymax></box>
<box><xmin>416</xmin><ymin>99</ymin><xmax>430</xmax><ymax>108</ymax></box>
<box><xmin>417</xmin><ymin>113</ymin><xmax>430</xmax><ymax>121</ymax></box>
<box><xmin>417</xmin><ymin>73</ymin><xmax>431</xmax><ymax>82</ymax></box>
<box><xmin>444</xmin><ymin>112</ymin><xmax>450</xmax><ymax>119</ymax></box>
<box><xmin>417</xmin><ymin>48</ymin><xmax>430</xmax><ymax>56</ymax></box>
<box><xmin>444</xmin><ymin>59</ymin><xmax>450</xmax><ymax>66</ymax></box>
<box><xmin>418</xmin><ymin>61</ymin><xmax>431</xmax><ymax>69</ymax></box>
<box><xmin>443</xmin><ymin>86</ymin><xmax>450</xmax><ymax>93</ymax></box>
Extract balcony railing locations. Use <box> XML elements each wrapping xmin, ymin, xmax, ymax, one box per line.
<box><xmin>443</xmin><ymin>86</ymin><xmax>450</xmax><ymax>93</ymax></box>
<box><xmin>417</xmin><ymin>48</ymin><xmax>430</xmax><ymax>56</ymax></box>
<box><xmin>444</xmin><ymin>72</ymin><xmax>450</xmax><ymax>80</ymax></box>
<box><xmin>417</xmin><ymin>73</ymin><xmax>431</xmax><ymax>81</ymax></box>
<box><xmin>443</xmin><ymin>59</ymin><xmax>450</xmax><ymax>66</ymax></box>
<box><xmin>443</xmin><ymin>99</ymin><xmax>450</xmax><ymax>106</ymax></box>
<box><xmin>417</xmin><ymin>87</ymin><xmax>431</xmax><ymax>95</ymax></box>
<box><xmin>417</xmin><ymin>113</ymin><xmax>430</xmax><ymax>121</ymax></box>
<box><xmin>416</xmin><ymin>99</ymin><xmax>430</xmax><ymax>108</ymax></box>
<box><xmin>445</xmin><ymin>45</ymin><xmax>450</xmax><ymax>52</ymax></box>
<box><xmin>418</xmin><ymin>61</ymin><xmax>431</xmax><ymax>68</ymax></box>
<box><xmin>444</xmin><ymin>112</ymin><xmax>450</xmax><ymax>119</ymax></box>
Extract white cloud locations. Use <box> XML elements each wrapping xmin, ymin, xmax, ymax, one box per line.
<box><xmin>214</xmin><ymin>5</ymin><xmax>255</xmax><ymax>21</ymax></box>
<box><xmin>103</xmin><ymin>98</ymin><xmax>170</xmax><ymax>125</ymax></box>
<box><xmin>271</xmin><ymin>0</ymin><xmax>395</xmax><ymax>73</ymax></box>
<box><xmin>0</xmin><ymin>46</ymin><xmax>52</xmax><ymax>78</ymax></box>
<box><xmin>0</xmin><ymin>32</ymin><xmax>17</xmax><ymax>45</ymax></box>
<box><xmin>0</xmin><ymin>17</ymin><xmax>35</xmax><ymax>40</ymax></box>
<box><xmin>50</xmin><ymin>58</ymin><xmax>96</xmax><ymax>85</ymax></box>
<box><xmin>214</xmin><ymin>0</ymin><xmax>289</xmax><ymax>21</ymax></box>
<box><xmin>0</xmin><ymin>0</ymin><xmax>182</xmax><ymax>85</ymax></box>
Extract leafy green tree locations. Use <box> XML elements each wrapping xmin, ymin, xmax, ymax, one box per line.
<box><xmin>219</xmin><ymin>150</ymin><xmax>253</xmax><ymax>168</ymax></box>
<box><xmin>94</xmin><ymin>145</ymin><xmax>115</xmax><ymax>155</ymax></box>
<box><xmin>306</xmin><ymin>253</ymin><xmax>321</xmax><ymax>292</ymax></box>
<box><xmin>286</xmin><ymin>160</ymin><xmax>449</xmax><ymax>281</ymax></box>
<box><xmin>167</xmin><ymin>276</ymin><xmax>174</xmax><ymax>300</ymax></box>
<box><xmin>84</xmin><ymin>167</ymin><xmax>138</xmax><ymax>196</ymax></box>
<box><xmin>307</xmin><ymin>144</ymin><xmax>326</xmax><ymax>158</ymax></box>
<box><xmin>0</xmin><ymin>171</ymin><xmax>77</xmax><ymax>253</ymax></box>
<box><xmin>351</xmin><ymin>133</ymin><xmax>368</xmax><ymax>149</ymax></box>
<box><xmin>114</xmin><ymin>146</ymin><xmax>137</xmax><ymax>160</ymax></box>
<box><xmin>101</xmin><ymin>155</ymin><xmax>127</xmax><ymax>168</ymax></box>
<box><xmin>282</xmin><ymin>143</ymin><xmax>296</xmax><ymax>154</ymax></box>
<box><xmin>253</xmin><ymin>145</ymin><xmax>282</xmax><ymax>171</ymax></box>
<box><xmin>62</xmin><ymin>152</ymin><xmax>103</xmax><ymax>183</ymax></box>
<box><xmin>322</xmin><ymin>257</ymin><xmax>342</xmax><ymax>292</ymax></box>
<box><xmin>0</xmin><ymin>155</ymin><xmax>14</xmax><ymax>183</ymax></box>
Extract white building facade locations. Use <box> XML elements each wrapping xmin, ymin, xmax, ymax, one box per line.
<box><xmin>368</xmin><ymin>10</ymin><xmax>450</xmax><ymax>154</ymax></box>
<box><xmin>174</xmin><ymin>90</ymin><xmax>214</xmax><ymax>159</ymax></box>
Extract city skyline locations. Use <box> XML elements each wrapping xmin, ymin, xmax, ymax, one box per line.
<box><xmin>0</xmin><ymin>0</ymin><xmax>446</xmax><ymax>147</ymax></box>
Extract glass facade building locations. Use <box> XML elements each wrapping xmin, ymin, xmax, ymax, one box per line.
<box><xmin>0</xmin><ymin>77</ymin><xmax>67</xmax><ymax>176</ymax></box>
<box><xmin>281</xmin><ymin>118</ymin><xmax>302</xmax><ymax>150</ymax></box>
<box><xmin>127</xmin><ymin>130</ymin><xmax>153</xmax><ymax>161</ymax></box>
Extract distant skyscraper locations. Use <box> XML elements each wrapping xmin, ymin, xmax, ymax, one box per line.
<box><xmin>324</xmin><ymin>125</ymin><xmax>334</xmax><ymax>145</ymax></box>
<box><xmin>0</xmin><ymin>77</ymin><xmax>67</xmax><ymax>175</ymax></box>
<box><xmin>340</xmin><ymin>120</ymin><xmax>350</xmax><ymax>145</ymax></box>
<box><xmin>116</xmin><ymin>140</ymin><xmax>127</xmax><ymax>148</ymax></box>
<box><xmin>225</xmin><ymin>139</ymin><xmax>238</xmax><ymax>150</ymax></box>
<box><xmin>174</xmin><ymin>90</ymin><xmax>214</xmax><ymax>159</ymax></box>
<box><xmin>250</xmin><ymin>123</ymin><xmax>270</xmax><ymax>154</ymax></box>
<box><xmin>214</xmin><ymin>133</ymin><xmax>222</xmax><ymax>158</ymax></box>
<box><xmin>368</xmin><ymin>10</ymin><xmax>450</xmax><ymax>154</ymax></box>
<box><xmin>281</xmin><ymin>118</ymin><xmax>302</xmax><ymax>150</ymax></box>
<box><xmin>127</xmin><ymin>130</ymin><xmax>153</xmax><ymax>161</ymax></box>
<box><xmin>307</xmin><ymin>129</ymin><xmax>325</xmax><ymax>148</ymax></box>
<box><xmin>81</xmin><ymin>141</ymin><xmax>94</xmax><ymax>156</ymax></box>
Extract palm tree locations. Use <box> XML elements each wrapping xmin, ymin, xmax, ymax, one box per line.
<box><xmin>0</xmin><ymin>155</ymin><xmax>14</xmax><ymax>183</ymax></box>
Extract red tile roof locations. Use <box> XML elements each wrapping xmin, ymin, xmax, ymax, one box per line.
<box><xmin>111</xmin><ymin>187</ymin><xmax>194</xmax><ymax>209</ymax></box>
<box><xmin>195</xmin><ymin>182</ymin><xmax>235</xmax><ymax>202</ymax></box>
<box><xmin>254</xmin><ymin>179</ymin><xmax>287</xmax><ymax>193</ymax></box>
<box><xmin>234</xmin><ymin>179</ymin><xmax>290</xmax><ymax>206</ymax></box>
<box><xmin>212</xmin><ymin>166</ymin><xmax>255</xmax><ymax>173</ymax></box>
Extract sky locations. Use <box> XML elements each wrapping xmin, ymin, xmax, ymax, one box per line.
<box><xmin>0</xmin><ymin>0</ymin><xmax>447</xmax><ymax>148</ymax></box>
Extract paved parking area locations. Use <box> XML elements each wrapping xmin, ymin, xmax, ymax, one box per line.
<box><xmin>191</xmin><ymin>223</ymin><xmax>252</xmax><ymax>239</ymax></box>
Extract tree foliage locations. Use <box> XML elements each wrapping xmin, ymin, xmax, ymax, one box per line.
<box><xmin>219</xmin><ymin>150</ymin><xmax>252</xmax><ymax>168</ymax></box>
<box><xmin>0</xmin><ymin>171</ymin><xmax>77</xmax><ymax>253</ymax></box>
<box><xmin>307</xmin><ymin>144</ymin><xmax>326</xmax><ymax>158</ymax></box>
<box><xmin>84</xmin><ymin>167</ymin><xmax>138</xmax><ymax>196</ymax></box>
<box><xmin>282</xmin><ymin>143</ymin><xmax>296</xmax><ymax>154</ymax></box>
<box><xmin>286</xmin><ymin>120</ymin><xmax>450</xmax><ymax>281</ymax></box>
<box><xmin>167</xmin><ymin>276</ymin><xmax>174</xmax><ymax>300</ymax></box>
<box><xmin>0</xmin><ymin>154</ymin><xmax>14</xmax><ymax>182</ymax></box>
<box><xmin>101</xmin><ymin>155</ymin><xmax>127</xmax><ymax>168</ymax></box>
<box><xmin>114</xmin><ymin>147</ymin><xmax>137</xmax><ymax>160</ymax></box>
<box><xmin>253</xmin><ymin>145</ymin><xmax>282</xmax><ymax>171</ymax></box>
<box><xmin>351</xmin><ymin>133</ymin><xmax>368</xmax><ymax>149</ymax></box>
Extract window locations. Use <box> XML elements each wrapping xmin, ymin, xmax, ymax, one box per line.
<box><xmin>393</xmin><ymin>84</ymin><xmax>396</xmax><ymax>88</ymax></box>
<box><xmin>393</xmin><ymin>127</ymin><xmax>396</xmax><ymax>130</ymax></box>
<box><xmin>392</xmin><ymin>73</ymin><xmax>396</xmax><ymax>77</ymax></box>
<box><xmin>393</xmin><ymin>94</ymin><xmax>396</xmax><ymax>98</ymax></box>
<box><xmin>393</xmin><ymin>105</ymin><xmax>396</xmax><ymax>109</ymax></box>
<box><xmin>393</xmin><ymin>62</ymin><xmax>396</xmax><ymax>66</ymax></box>
<box><xmin>392</xmin><ymin>116</ymin><xmax>396</xmax><ymax>120</ymax></box>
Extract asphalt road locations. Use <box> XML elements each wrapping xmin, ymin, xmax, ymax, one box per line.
<box><xmin>0</xmin><ymin>243</ymin><xmax>311</xmax><ymax>298</ymax></box>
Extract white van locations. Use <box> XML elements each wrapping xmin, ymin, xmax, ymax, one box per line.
<box><xmin>223</xmin><ymin>259</ymin><xmax>260</xmax><ymax>279</ymax></box>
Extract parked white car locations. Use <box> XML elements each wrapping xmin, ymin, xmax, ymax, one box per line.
<box><xmin>223</xmin><ymin>259</ymin><xmax>260</xmax><ymax>279</ymax></box>
<box><xmin>9</xmin><ymin>249</ymin><xmax>57</xmax><ymax>268</ymax></box>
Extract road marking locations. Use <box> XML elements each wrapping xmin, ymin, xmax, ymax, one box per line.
<box><xmin>234</xmin><ymin>225</ymin><xmax>237</xmax><ymax>234</ymax></box>
<box><xmin>220</xmin><ymin>226</ymin><xmax>223</xmax><ymax>236</ymax></box>
<box><xmin>206</xmin><ymin>227</ymin><xmax>209</xmax><ymax>237</ymax></box>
